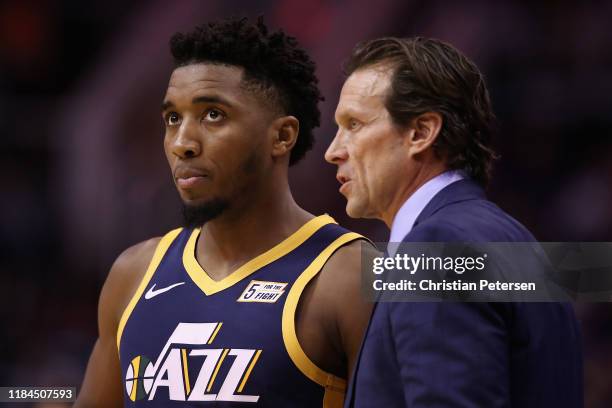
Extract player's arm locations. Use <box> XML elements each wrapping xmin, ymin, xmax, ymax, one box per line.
<box><xmin>319</xmin><ymin>240</ymin><xmax>378</xmax><ymax>379</ymax></box>
<box><xmin>74</xmin><ymin>238</ymin><xmax>160</xmax><ymax>408</ymax></box>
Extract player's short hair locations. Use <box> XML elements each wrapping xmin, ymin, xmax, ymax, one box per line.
<box><xmin>169</xmin><ymin>17</ymin><xmax>322</xmax><ymax>166</ymax></box>
<box><xmin>345</xmin><ymin>37</ymin><xmax>497</xmax><ymax>185</ymax></box>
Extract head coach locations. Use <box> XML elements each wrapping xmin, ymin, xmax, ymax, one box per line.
<box><xmin>325</xmin><ymin>37</ymin><xmax>583</xmax><ymax>407</ymax></box>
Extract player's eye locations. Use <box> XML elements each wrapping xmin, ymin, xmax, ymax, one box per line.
<box><xmin>165</xmin><ymin>112</ymin><xmax>181</xmax><ymax>126</ymax></box>
<box><xmin>203</xmin><ymin>108</ymin><xmax>225</xmax><ymax>123</ymax></box>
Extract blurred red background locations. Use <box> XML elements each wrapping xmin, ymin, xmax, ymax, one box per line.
<box><xmin>1</xmin><ymin>0</ymin><xmax>611</xmax><ymax>406</ymax></box>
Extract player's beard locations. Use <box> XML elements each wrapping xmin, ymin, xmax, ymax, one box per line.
<box><xmin>181</xmin><ymin>198</ymin><xmax>229</xmax><ymax>228</ymax></box>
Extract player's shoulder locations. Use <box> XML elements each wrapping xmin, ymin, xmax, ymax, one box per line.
<box><xmin>101</xmin><ymin>233</ymin><xmax>171</xmax><ymax>325</ymax></box>
<box><xmin>314</xmin><ymin>234</ymin><xmax>376</xmax><ymax>342</ymax></box>
<box><xmin>110</xmin><ymin>236</ymin><xmax>163</xmax><ymax>283</ymax></box>
<box><xmin>327</xmin><ymin>237</ymin><xmax>377</xmax><ymax>265</ymax></box>
<box><xmin>319</xmin><ymin>235</ymin><xmax>379</xmax><ymax>285</ymax></box>
<box><xmin>109</xmin><ymin>227</ymin><xmax>184</xmax><ymax>283</ymax></box>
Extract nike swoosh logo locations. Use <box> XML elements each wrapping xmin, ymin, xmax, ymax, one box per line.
<box><xmin>144</xmin><ymin>282</ymin><xmax>185</xmax><ymax>300</ymax></box>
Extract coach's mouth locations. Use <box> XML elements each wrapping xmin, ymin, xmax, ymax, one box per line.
<box><xmin>339</xmin><ymin>180</ymin><xmax>353</xmax><ymax>195</ymax></box>
<box><xmin>337</xmin><ymin>174</ymin><xmax>352</xmax><ymax>195</ymax></box>
<box><xmin>336</xmin><ymin>173</ymin><xmax>350</xmax><ymax>185</ymax></box>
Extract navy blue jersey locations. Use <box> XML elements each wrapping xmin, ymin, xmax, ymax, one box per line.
<box><xmin>117</xmin><ymin>215</ymin><xmax>364</xmax><ymax>407</ymax></box>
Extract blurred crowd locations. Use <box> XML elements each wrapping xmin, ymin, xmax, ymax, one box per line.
<box><xmin>1</xmin><ymin>0</ymin><xmax>611</xmax><ymax>406</ymax></box>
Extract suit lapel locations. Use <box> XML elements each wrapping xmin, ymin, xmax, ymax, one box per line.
<box><xmin>412</xmin><ymin>179</ymin><xmax>486</xmax><ymax>229</ymax></box>
<box><xmin>346</xmin><ymin>179</ymin><xmax>486</xmax><ymax>407</ymax></box>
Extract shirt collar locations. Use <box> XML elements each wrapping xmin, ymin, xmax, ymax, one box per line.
<box><xmin>387</xmin><ymin>170</ymin><xmax>465</xmax><ymax>255</ymax></box>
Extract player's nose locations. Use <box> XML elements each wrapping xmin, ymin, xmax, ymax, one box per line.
<box><xmin>172</xmin><ymin>119</ymin><xmax>201</xmax><ymax>159</ymax></box>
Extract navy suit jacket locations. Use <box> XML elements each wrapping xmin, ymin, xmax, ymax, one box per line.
<box><xmin>345</xmin><ymin>179</ymin><xmax>583</xmax><ymax>407</ymax></box>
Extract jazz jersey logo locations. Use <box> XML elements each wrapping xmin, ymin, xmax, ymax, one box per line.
<box><xmin>125</xmin><ymin>322</ymin><xmax>262</xmax><ymax>403</ymax></box>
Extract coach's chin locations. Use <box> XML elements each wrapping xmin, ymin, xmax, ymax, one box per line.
<box><xmin>327</xmin><ymin>37</ymin><xmax>583</xmax><ymax>408</ymax></box>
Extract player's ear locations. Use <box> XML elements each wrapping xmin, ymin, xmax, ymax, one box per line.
<box><xmin>270</xmin><ymin>116</ymin><xmax>299</xmax><ymax>160</ymax></box>
<box><xmin>405</xmin><ymin>112</ymin><xmax>442</xmax><ymax>156</ymax></box>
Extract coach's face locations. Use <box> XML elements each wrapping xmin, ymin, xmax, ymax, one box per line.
<box><xmin>325</xmin><ymin>66</ymin><xmax>413</xmax><ymax>222</ymax></box>
<box><xmin>162</xmin><ymin>64</ymin><xmax>274</xmax><ymax>208</ymax></box>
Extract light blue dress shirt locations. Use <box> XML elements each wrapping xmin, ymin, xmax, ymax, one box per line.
<box><xmin>387</xmin><ymin>170</ymin><xmax>465</xmax><ymax>255</ymax></box>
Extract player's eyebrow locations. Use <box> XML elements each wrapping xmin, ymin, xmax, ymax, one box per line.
<box><xmin>192</xmin><ymin>95</ymin><xmax>234</xmax><ymax>108</ymax></box>
<box><xmin>161</xmin><ymin>100</ymin><xmax>174</xmax><ymax>111</ymax></box>
<box><xmin>162</xmin><ymin>95</ymin><xmax>234</xmax><ymax>112</ymax></box>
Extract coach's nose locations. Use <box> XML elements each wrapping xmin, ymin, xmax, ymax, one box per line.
<box><xmin>172</xmin><ymin>118</ymin><xmax>201</xmax><ymax>159</ymax></box>
<box><xmin>325</xmin><ymin>129</ymin><xmax>348</xmax><ymax>165</ymax></box>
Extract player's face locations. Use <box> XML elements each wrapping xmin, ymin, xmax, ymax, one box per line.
<box><xmin>162</xmin><ymin>64</ymin><xmax>273</xmax><ymax>210</ymax></box>
<box><xmin>325</xmin><ymin>66</ymin><xmax>412</xmax><ymax>220</ymax></box>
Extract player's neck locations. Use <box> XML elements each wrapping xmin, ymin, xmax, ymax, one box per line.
<box><xmin>195</xmin><ymin>182</ymin><xmax>311</xmax><ymax>279</ymax></box>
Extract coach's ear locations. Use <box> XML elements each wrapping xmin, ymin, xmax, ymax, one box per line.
<box><xmin>405</xmin><ymin>112</ymin><xmax>442</xmax><ymax>156</ymax></box>
<box><xmin>270</xmin><ymin>115</ymin><xmax>299</xmax><ymax>160</ymax></box>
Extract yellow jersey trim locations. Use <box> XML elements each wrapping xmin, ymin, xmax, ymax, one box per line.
<box><xmin>281</xmin><ymin>231</ymin><xmax>365</xmax><ymax>405</ymax></box>
<box><xmin>129</xmin><ymin>356</ymin><xmax>141</xmax><ymax>401</ymax></box>
<box><xmin>208</xmin><ymin>348</ymin><xmax>229</xmax><ymax>392</ymax></box>
<box><xmin>238</xmin><ymin>349</ymin><xmax>262</xmax><ymax>392</ymax></box>
<box><xmin>116</xmin><ymin>227</ymin><xmax>183</xmax><ymax>351</ymax></box>
<box><xmin>182</xmin><ymin>214</ymin><xmax>336</xmax><ymax>296</ymax></box>
<box><xmin>181</xmin><ymin>348</ymin><xmax>191</xmax><ymax>395</ymax></box>
<box><xmin>208</xmin><ymin>322</ymin><xmax>223</xmax><ymax>344</ymax></box>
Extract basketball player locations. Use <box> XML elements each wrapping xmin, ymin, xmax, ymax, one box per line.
<box><xmin>75</xmin><ymin>17</ymin><xmax>373</xmax><ymax>407</ymax></box>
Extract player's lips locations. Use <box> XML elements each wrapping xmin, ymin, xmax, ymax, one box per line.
<box><xmin>174</xmin><ymin>167</ymin><xmax>209</xmax><ymax>189</ymax></box>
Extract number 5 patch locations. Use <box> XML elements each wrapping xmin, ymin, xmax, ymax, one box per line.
<box><xmin>237</xmin><ymin>280</ymin><xmax>288</xmax><ymax>303</ymax></box>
